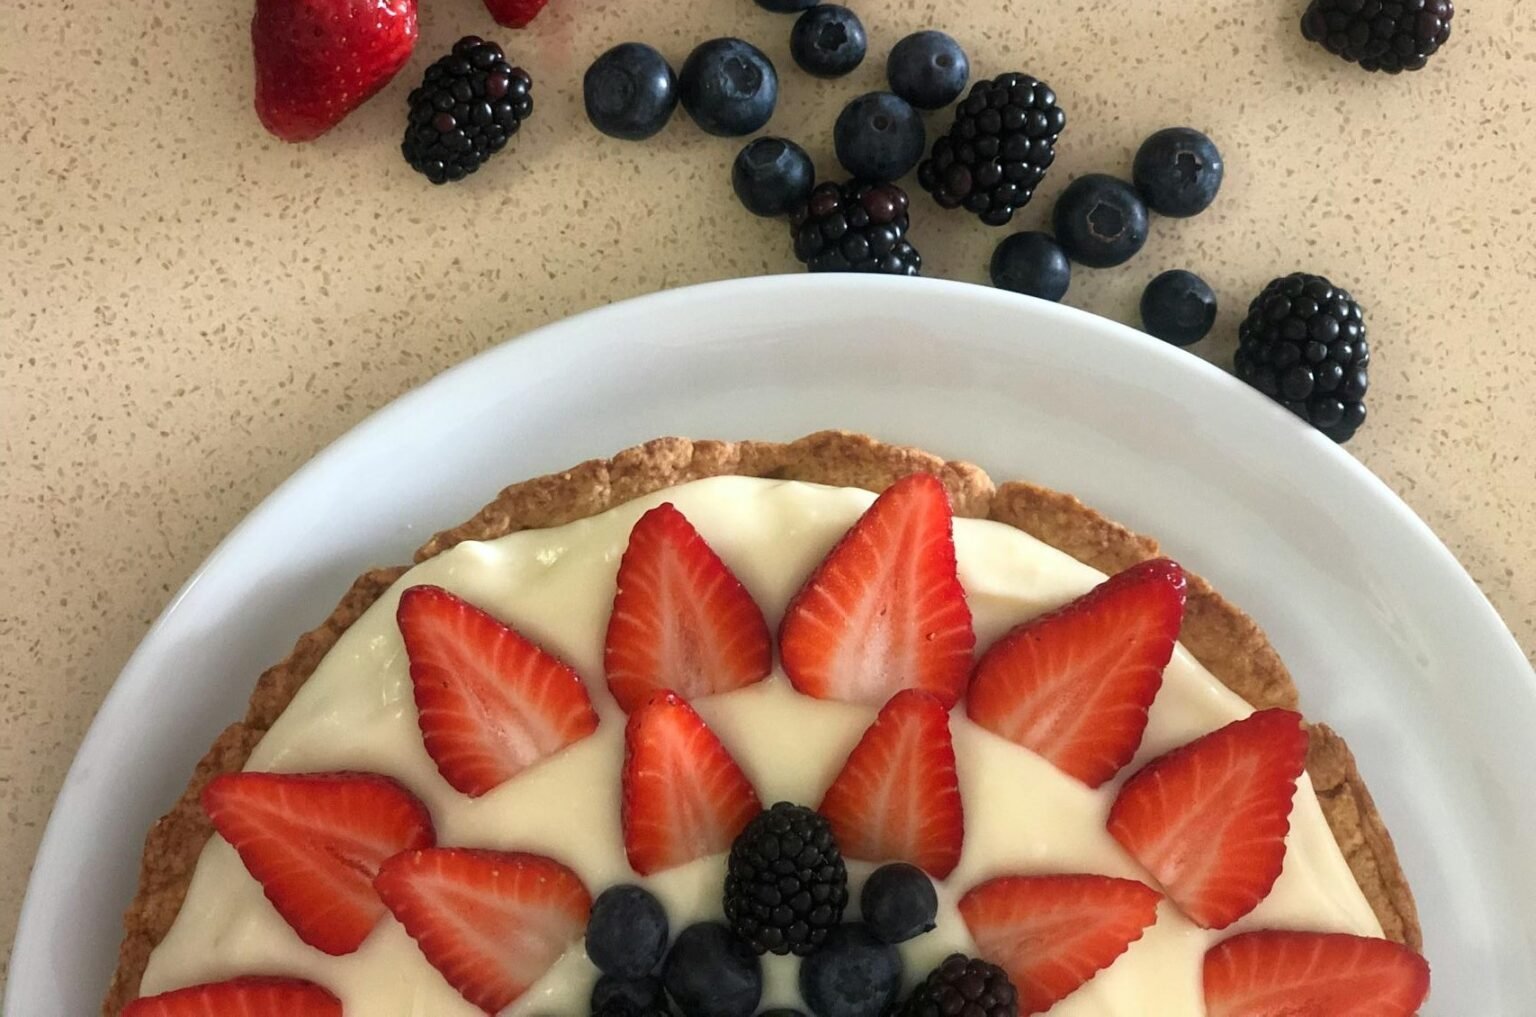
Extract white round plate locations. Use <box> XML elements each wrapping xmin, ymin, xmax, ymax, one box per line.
<box><xmin>8</xmin><ymin>276</ymin><xmax>1532</xmax><ymax>1016</ymax></box>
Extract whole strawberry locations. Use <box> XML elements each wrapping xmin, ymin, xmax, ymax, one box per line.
<box><xmin>484</xmin><ymin>0</ymin><xmax>550</xmax><ymax>29</ymax></box>
<box><xmin>252</xmin><ymin>0</ymin><xmax>418</xmax><ymax>142</ymax></box>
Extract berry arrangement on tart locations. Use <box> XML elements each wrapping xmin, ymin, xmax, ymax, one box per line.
<box><xmin>107</xmin><ymin>433</ymin><xmax>1427</xmax><ymax>1017</ymax></box>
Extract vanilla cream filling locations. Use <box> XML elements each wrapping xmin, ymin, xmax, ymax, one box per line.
<box><xmin>141</xmin><ymin>476</ymin><xmax>1381</xmax><ymax>1016</ymax></box>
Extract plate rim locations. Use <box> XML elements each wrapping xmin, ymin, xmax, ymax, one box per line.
<box><xmin>9</xmin><ymin>274</ymin><xmax>1532</xmax><ymax>1014</ymax></box>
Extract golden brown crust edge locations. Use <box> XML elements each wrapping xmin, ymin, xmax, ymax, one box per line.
<box><xmin>103</xmin><ymin>431</ymin><xmax>1419</xmax><ymax>1014</ymax></box>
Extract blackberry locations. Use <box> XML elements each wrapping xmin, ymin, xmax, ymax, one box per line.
<box><xmin>403</xmin><ymin>37</ymin><xmax>532</xmax><ymax>184</ymax></box>
<box><xmin>723</xmin><ymin>802</ymin><xmax>849</xmax><ymax>955</ymax></box>
<box><xmin>1301</xmin><ymin>0</ymin><xmax>1454</xmax><ymax>73</ymax></box>
<box><xmin>789</xmin><ymin>182</ymin><xmax>922</xmax><ymax>276</ymax></box>
<box><xmin>899</xmin><ymin>954</ymin><xmax>1018</xmax><ymax>1017</ymax></box>
<box><xmin>917</xmin><ymin>73</ymin><xmax>1065</xmax><ymax>226</ymax></box>
<box><xmin>1236</xmin><ymin>273</ymin><xmax>1370</xmax><ymax>443</ymax></box>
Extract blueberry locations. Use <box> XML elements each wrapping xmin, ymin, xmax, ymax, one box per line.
<box><xmin>791</xmin><ymin>5</ymin><xmax>866</xmax><ymax>78</ymax></box>
<box><xmin>989</xmin><ymin>231</ymin><xmax>1071</xmax><ymax>302</ymax></box>
<box><xmin>1140</xmin><ymin>269</ymin><xmax>1217</xmax><ymax>346</ymax></box>
<box><xmin>663</xmin><ymin>923</ymin><xmax>762</xmax><ymax>1017</ymax></box>
<box><xmin>583</xmin><ymin>43</ymin><xmax>678</xmax><ymax>141</ymax></box>
<box><xmin>859</xmin><ymin>863</ymin><xmax>939</xmax><ymax>944</ymax></box>
<box><xmin>1051</xmin><ymin>174</ymin><xmax>1149</xmax><ymax>268</ymax></box>
<box><xmin>755</xmin><ymin>0</ymin><xmax>817</xmax><ymax>10</ymax></box>
<box><xmin>1132</xmin><ymin>127</ymin><xmax>1223</xmax><ymax>218</ymax></box>
<box><xmin>587</xmin><ymin>884</ymin><xmax>670</xmax><ymax>978</ymax></box>
<box><xmin>834</xmin><ymin>92</ymin><xmax>925</xmax><ymax>183</ymax></box>
<box><xmin>591</xmin><ymin>974</ymin><xmax>667</xmax><ymax>1012</ymax></box>
<box><xmin>679</xmin><ymin>38</ymin><xmax>779</xmax><ymax>137</ymax></box>
<box><xmin>733</xmin><ymin>137</ymin><xmax>815</xmax><ymax>217</ymax></box>
<box><xmin>886</xmin><ymin>30</ymin><xmax>969</xmax><ymax>110</ymax></box>
<box><xmin>798</xmin><ymin>924</ymin><xmax>902</xmax><ymax>1017</ymax></box>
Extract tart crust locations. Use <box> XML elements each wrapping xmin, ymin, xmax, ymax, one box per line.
<box><xmin>103</xmin><ymin>431</ymin><xmax>1421</xmax><ymax>1014</ymax></box>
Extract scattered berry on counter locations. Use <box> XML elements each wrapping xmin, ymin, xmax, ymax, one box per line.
<box><xmin>587</xmin><ymin>885</ymin><xmax>671</xmax><ymax>977</ymax></box>
<box><xmin>886</xmin><ymin>31</ymin><xmax>969</xmax><ymax>110</ymax></box>
<box><xmin>917</xmin><ymin>73</ymin><xmax>1066</xmax><ymax>226</ymax></box>
<box><xmin>251</xmin><ymin>0</ymin><xmax>418</xmax><ymax>142</ymax></box>
<box><xmin>790</xmin><ymin>181</ymin><xmax>922</xmax><ymax>275</ymax></box>
<box><xmin>1051</xmin><ymin>174</ymin><xmax>1149</xmax><ymax>268</ymax></box>
<box><xmin>860</xmin><ymin>863</ymin><xmax>938</xmax><ymax>944</ymax></box>
<box><xmin>591</xmin><ymin>975</ymin><xmax>671</xmax><ymax>1017</ymax></box>
<box><xmin>1302</xmin><ymin>0</ymin><xmax>1454</xmax><ymax>73</ymax></box>
<box><xmin>1140</xmin><ymin>269</ymin><xmax>1217</xmax><ymax>346</ymax></box>
<box><xmin>679</xmin><ymin>38</ymin><xmax>779</xmax><ymax>137</ymax></box>
<box><xmin>733</xmin><ymin>137</ymin><xmax>816</xmax><ymax>217</ymax></box>
<box><xmin>1236</xmin><ymin>273</ymin><xmax>1370</xmax><ymax>442</ymax></box>
<box><xmin>662</xmin><ymin>922</ymin><xmax>763</xmax><ymax>1017</ymax></box>
<box><xmin>583</xmin><ymin>43</ymin><xmax>678</xmax><ymax>141</ymax></box>
<box><xmin>724</xmin><ymin>802</ymin><xmax>849</xmax><ymax>956</ymax></box>
<box><xmin>401</xmin><ymin>37</ymin><xmax>532</xmax><ymax>184</ymax></box>
<box><xmin>483</xmin><ymin>0</ymin><xmax>548</xmax><ymax>29</ymax></box>
<box><xmin>833</xmin><ymin>92</ymin><xmax>926</xmax><ymax>182</ymax></box>
<box><xmin>755</xmin><ymin>0</ymin><xmax>819</xmax><ymax>11</ymax></box>
<box><xmin>989</xmin><ymin>232</ymin><xmax>1071</xmax><ymax>301</ymax></box>
<box><xmin>791</xmin><ymin>5</ymin><xmax>868</xmax><ymax>78</ymax></box>
<box><xmin>798</xmin><ymin>924</ymin><xmax>904</xmax><ymax>1017</ymax></box>
<box><xmin>1132</xmin><ymin>127</ymin><xmax>1224</xmax><ymax>218</ymax></box>
<box><xmin>898</xmin><ymin>954</ymin><xmax>1018</xmax><ymax>1017</ymax></box>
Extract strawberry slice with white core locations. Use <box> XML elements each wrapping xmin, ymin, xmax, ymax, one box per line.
<box><xmin>1204</xmin><ymin>930</ymin><xmax>1430</xmax><ymax>1017</ymax></box>
<box><xmin>397</xmin><ymin>584</ymin><xmax>599</xmax><ymax>797</ymax></box>
<box><xmin>779</xmin><ymin>473</ymin><xmax>975</xmax><ymax>708</ymax></box>
<box><xmin>604</xmin><ymin>502</ymin><xmax>773</xmax><ymax>713</ymax></box>
<box><xmin>968</xmin><ymin>557</ymin><xmax>1187</xmax><ymax>787</ymax></box>
<box><xmin>201</xmin><ymin>771</ymin><xmax>435</xmax><ymax>955</ymax></box>
<box><xmin>122</xmin><ymin>977</ymin><xmax>341</xmax><ymax>1017</ymax></box>
<box><xmin>374</xmin><ymin>847</ymin><xmax>592</xmax><ymax>1015</ymax></box>
<box><xmin>818</xmin><ymin>688</ymin><xmax>964</xmax><ymax>878</ymax></box>
<box><xmin>959</xmin><ymin>873</ymin><xmax>1163</xmax><ymax>1015</ymax></box>
<box><xmin>621</xmin><ymin>691</ymin><xmax>763</xmax><ymax>875</ymax></box>
<box><xmin>1107</xmin><ymin>708</ymin><xmax>1308</xmax><ymax>929</ymax></box>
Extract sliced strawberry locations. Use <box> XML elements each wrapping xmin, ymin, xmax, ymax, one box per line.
<box><xmin>374</xmin><ymin>848</ymin><xmax>591</xmax><ymax>1014</ymax></box>
<box><xmin>779</xmin><ymin>473</ymin><xmax>975</xmax><ymax>708</ymax></box>
<box><xmin>959</xmin><ymin>873</ymin><xmax>1162</xmax><ymax>1014</ymax></box>
<box><xmin>604</xmin><ymin>502</ymin><xmax>773</xmax><ymax>713</ymax></box>
<box><xmin>252</xmin><ymin>0</ymin><xmax>418</xmax><ymax>142</ymax></box>
<box><xmin>621</xmin><ymin>691</ymin><xmax>762</xmax><ymax>875</ymax></box>
<box><xmin>1204</xmin><ymin>931</ymin><xmax>1430</xmax><ymax>1017</ymax></box>
<box><xmin>484</xmin><ymin>0</ymin><xmax>549</xmax><ymax>28</ymax></box>
<box><xmin>968</xmin><ymin>558</ymin><xmax>1187</xmax><ymax>787</ymax></box>
<box><xmin>1107</xmin><ymin>708</ymin><xmax>1308</xmax><ymax>929</ymax></box>
<box><xmin>122</xmin><ymin>977</ymin><xmax>341</xmax><ymax>1017</ymax></box>
<box><xmin>201</xmin><ymin>771</ymin><xmax>435</xmax><ymax>955</ymax></box>
<box><xmin>818</xmin><ymin>689</ymin><xmax>964</xmax><ymax>878</ymax></box>
<box><xmin>397</xmin><ymin>585</ymin><xmax>599</xmax><ymax>798</ymax></box>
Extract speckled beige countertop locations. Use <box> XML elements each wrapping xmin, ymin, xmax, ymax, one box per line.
<box><xmin>2</xmin><ymin>0</ymin><xmax>1534</xmax><ymax>997</ymax></box>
